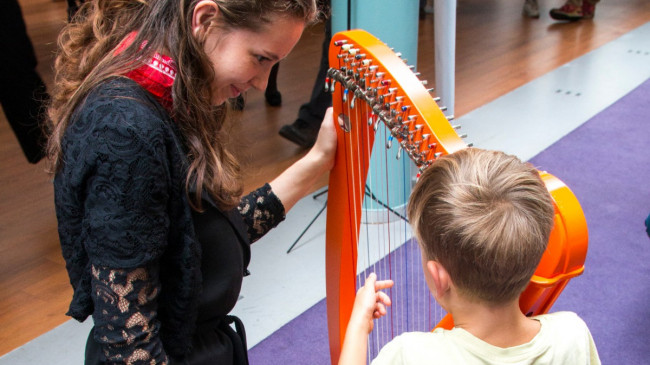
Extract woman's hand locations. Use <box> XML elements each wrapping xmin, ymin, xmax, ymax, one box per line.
<box><xmin>305</xmin><ymin>107</ymin><xmax>337</xmax><ymax>171</ymax></box>
<box><xmin>269</xmin><ymin>107</ymin><xmax>337</xmax><ymax>212</ymax></box>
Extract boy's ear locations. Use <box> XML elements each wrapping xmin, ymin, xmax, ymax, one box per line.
<box><xmin>426</xmin><ymin>260</ymin><xmax>451</xmax><ymax>299</ymax></box>
<box><xmin>192</xmin><ymin>0</ymin><xmax>220</xmax><ymax>38</ymax></box>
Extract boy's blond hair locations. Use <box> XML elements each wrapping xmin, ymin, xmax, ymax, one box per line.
<box><xmin>407</xmin><ymin>148</ymin><xmax>555</xmax><ymax>304</ymax></box>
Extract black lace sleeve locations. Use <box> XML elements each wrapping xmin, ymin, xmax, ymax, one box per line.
<box><xmin>238</xmin><ymin>183</ymin><xmax>286</xmax><ymax>243</ymax></box>
<box><xmin>91</xmin><ymin>264</ymin><xmax>168</xmax><ymax>364</ymax></box>
<box><xmin>57</xmin><ymin>86</ymin><xmax>175</xmax><ymax>362</ymax></box>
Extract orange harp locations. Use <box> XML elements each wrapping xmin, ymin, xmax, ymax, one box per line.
<box><xmin>324</xmin><ymin>29</ymin><xmax>589</xmax><ymax>364</ymax></box>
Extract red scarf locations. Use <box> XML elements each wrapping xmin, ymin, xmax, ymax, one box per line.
<box><xmin>116</xmin><ymin>32</ymin><xmax>176</xmax><ymax>112</ymax></box>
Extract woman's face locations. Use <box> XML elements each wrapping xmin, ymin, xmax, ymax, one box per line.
<box><xmin>197</xmin><ymin>9</ymin><xmax>305</xmax><ymax>106</ymax></box>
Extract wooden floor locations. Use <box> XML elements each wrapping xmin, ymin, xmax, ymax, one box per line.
<box><xmin>1</xmin><ymin>0</ymin><xmax>649</xmax><ymax>357</ymax></box>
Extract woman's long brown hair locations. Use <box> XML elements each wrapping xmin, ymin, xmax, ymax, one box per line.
<box><xmin>47</xmin><ymin>0</ymin><xmax>320</xmax><ymax>210</ymax></box>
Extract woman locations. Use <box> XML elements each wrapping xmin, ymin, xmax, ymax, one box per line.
<box><xmin>47</xmin><ymin>0</ymin><xmax>334</xmax><ymax>363</ymax></box>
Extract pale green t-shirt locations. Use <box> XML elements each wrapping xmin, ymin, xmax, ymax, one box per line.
<box><xmin>371</xmin><ymin>311</ymin><xmax>600</xmax><ymax>364</ymax></box>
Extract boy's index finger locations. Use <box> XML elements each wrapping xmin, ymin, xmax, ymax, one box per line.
<box><xmin>374</xmin><ymin>279</ymin><xmax>394</xmax><ymax>291</ymax></box>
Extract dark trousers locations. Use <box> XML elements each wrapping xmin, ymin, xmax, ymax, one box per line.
<box><xmin>0</xmin><ymin>0</ymin><xmax>49</xmax><ymax>163</ymax></box>
<box><xmin>296</xmin><ymin>16</ymin><xmax>333</xmax><ymax>126</ymax></box>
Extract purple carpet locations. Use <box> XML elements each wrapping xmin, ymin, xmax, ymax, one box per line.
<box><xmin>248</xmin><ymin>78</ymin><xmax>650</xmax><ymax>365</ymax></box>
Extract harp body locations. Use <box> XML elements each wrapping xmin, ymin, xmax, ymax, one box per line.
<box><xmin>325</xmin><ymin>30</ymin><xmax>588</xmax><ymax>363</ymax></box>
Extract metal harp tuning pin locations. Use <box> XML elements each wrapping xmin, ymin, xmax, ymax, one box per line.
<box><xmin>324</xmin><ymin>77</ymin><xmax>330</xmax><ymax>93</ymax></box>
<box><xmin>333</xmin><ymin>40</ymin><xmax>347</xmax><ymax>47</ymax></box>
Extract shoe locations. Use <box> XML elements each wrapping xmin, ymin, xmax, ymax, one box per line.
<box><xmin>278</xmin><ymin>119</ymin><xmax>320</xmax><ymax>148</ymax></box>
<box><xmin>549</xmin><ymin>0</ymin><xmax>584</xmax><ymax>21</ymax></box>
<box><xmin>265</xmin><ymin>89</ymin><xmax>282</xmax><ymax>106</ymax></box>
<box><xmin>523</xmin><ymin>0</ymin><xmax>539</xmax><ymax>18</ymax></box>
<box><xmin>582</xmin><ymin>0</ymin><xmax>598</xmax><ymax>19</ymax></box>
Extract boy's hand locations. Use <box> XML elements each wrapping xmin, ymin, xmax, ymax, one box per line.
<box><xmin>351</xmin><ymin>273</ymin><xmax>394</xmax><ymax>334</ymax></box>
<box><xmin>340</xmin><ymin>273</ymin><xmax>394</xmax><ymax>365</ymax></box>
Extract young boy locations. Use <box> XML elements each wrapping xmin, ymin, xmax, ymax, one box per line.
<box><xmin>339</xmin><ymin>148</ymin><xmax>600</xmax><ymax>365</ymax></box>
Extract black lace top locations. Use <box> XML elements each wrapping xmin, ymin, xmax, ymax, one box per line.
<box><xmin>54</xmin><ymin>78</ymin><xmax>285</xmax><ymax>364</ymax></box>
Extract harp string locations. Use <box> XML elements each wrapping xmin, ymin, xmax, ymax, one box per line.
<box><xmin>345</xmin><ymin>97</ymin><xmax>438</xmax><ymax>361</ymax></box>
<box><xmin>331</xmin><ymin>38</ymin><xmax>444</xmax><ymax>361</ymax></box>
